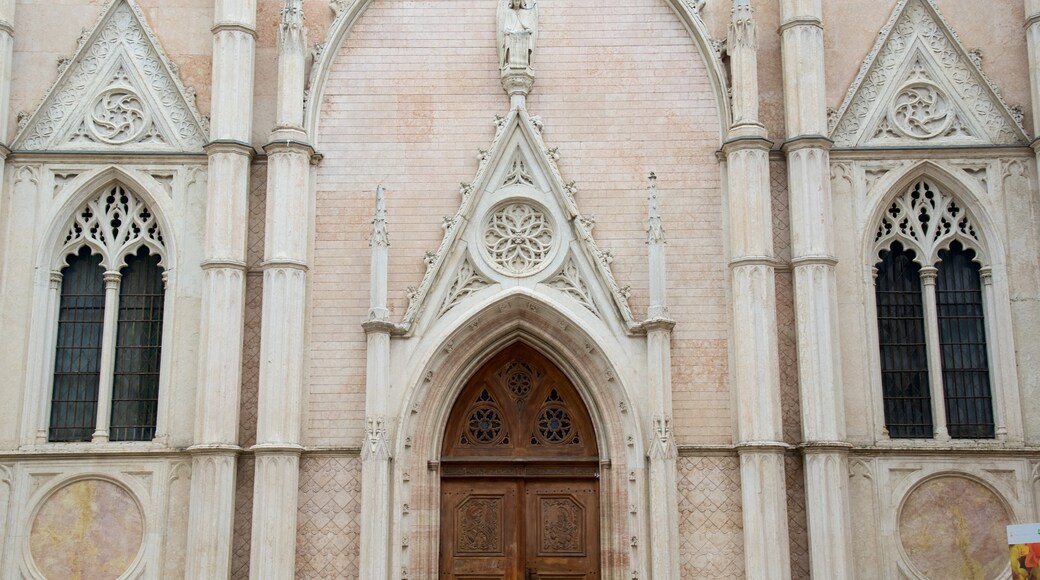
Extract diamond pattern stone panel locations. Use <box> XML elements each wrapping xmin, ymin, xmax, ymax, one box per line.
<box><xmin>776</xmin><ymin>270</ymin><xmax>802</xmax><ymax>445</ymax></box>
<box><xmin>296</xmin><ymin>455</ymin><xmax>362</xmax><ymax>579</ymax></box>
<box><xmin>231</xmin><ymin>456</ymin><xmax>255</xmax><ymax>580</ymax></box>
<box><xmin>785</xmin><ymin>454</ymin><xmax>810</xmax><ymax>579</ymax></box>
<box><xmin>677</xmin><ymin>455</ymin><xmax>745</xmax><ymax>578</ymax></box>
<box><xmin>238</xmin><ymin>164</ymin><xmax>266</xmax><ymax>447</ymax></box>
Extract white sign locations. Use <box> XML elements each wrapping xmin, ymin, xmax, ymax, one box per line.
<box><xmin>1008</xmin><ymin>523</ymin><xmax>1040</xmax><ymax>545</ymax></box>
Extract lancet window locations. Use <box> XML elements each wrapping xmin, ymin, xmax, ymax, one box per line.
<box><xmin>872</xmin><ymin>180</ymin><xmax>994</xmax><ymax>440</ymax></box>
<box><xmin>48</xmin><ymin>184</ymin><xmax>167</xmax><ymax>442</ymax></box>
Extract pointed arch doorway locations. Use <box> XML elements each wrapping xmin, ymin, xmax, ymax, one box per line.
<box><xmin>439</xmin><ymin>343</ymin><xmax>601</xmax><ymax>579</ymax></box>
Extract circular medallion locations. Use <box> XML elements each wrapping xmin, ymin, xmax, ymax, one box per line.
<box><xmin>482</xmin><ymin>202</ymin><xmax>554</xmax><ymax>276</ymax></box>
<box><xmin>30</xmin><ymin>479</ymin><xmax>144</xmax><ymax>578</ymax></box>
<box><xmin>89</xmin><ymin>87</ymin><xmax>149</xmax><ymax>144</ymax></box>
<box><xmin>889</xmin><ymin>81</ymin><xmax>954</xmax><ymax>139</ymax></box>
<box><xmin>536</xmin><ymin>406</ymin><xmax>573</xmax><ymax>443</ymax></box>
<box><xmin>898</xmin><ymin>476</ymin><xmax>1010</xmax><ymax>578</ymax></box>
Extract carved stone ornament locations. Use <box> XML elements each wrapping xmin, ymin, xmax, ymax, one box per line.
<box><xmin>398</xmin><ymin>109</ymin><xmax>636</xmax><ymax>333</ymax></box>
<box><xmin>14</xmin><ymin>0</ymin><xmax>208</xmax><ymax>152</ymax></box>
<box><xmin>829</xmin><ymin>0</ymin><xmax>1026</xmax><ymax>147</ymax></box>
<box><xmin>873</xmin><ymin>179</ymin><xmax>983</xmax><ymax>265</ymax></box>
<box><xmin>482</xmin><ymin>202</ymin><xmax>554</xmax><ymax>276</ymax></box>
<box><xmin>497</xmin><ymin>0</ymin><xmax>538</xmax><ymax>97</ymax></box>
<box><xmin>59</xmin><ymin>184</ymin><xmax>167</xmax><ymax>270</ymax></box>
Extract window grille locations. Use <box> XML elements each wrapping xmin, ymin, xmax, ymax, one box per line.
<box><xmin>111</xmin><ymin>248</ymin><xmax>165</xmax><ymax>441</ymax></box>
<box><xmin>50</xmin><ymin>248</ymin><xmax>105</xmax><ymax>442</ymax></box>
<box><xmin>875</xmin><ymin>243</ymin><xmax>932</xmax><ymax>439</ymax></box>
<box><xmin>936</xmin><ymin>243</ymin><xmax>994</xmax><ymax>439</ymax></box>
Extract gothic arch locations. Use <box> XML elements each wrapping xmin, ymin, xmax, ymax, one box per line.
<box><xmin>390</xmin><ymin>291</ymin><xmax>645</xmax><ymax>578</ymax></box>
<box><xmin>863</xmin><ymin>161</ymin><xmax>1003</xmax><ymax>269</ymax></box>
<box><xmin>305</xmin><ymin>0</ymin><xmax>731</xmax><ymax>145</ymax></box>
<box><xmin>37</xmin><ymin>166</ymin><xmax>177</xmax><ymax>273</ymax></box>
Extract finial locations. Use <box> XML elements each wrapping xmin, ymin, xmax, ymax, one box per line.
<box><xmin>729</xmin><ymin>0</ymin><xmax>757</xmax><ymax>49</ymax></box>
<box><xmin>647</xmin><ymin>172</ymin><xmax>665</xmax><ymax>245</ymax></box>
<box><xmin>371</xmin><ymin>185</ymin><xmax>389</xmax><ymax>248</ymax></box>
<box><xmin>280</xmin><ymin>0</ymin><xmax>306</xmax><ymax>45</ymax></box>
<box><xmin>498</xmin><ymin>0</ymin><xmax>539</xmax><ymax>106</ymax></box>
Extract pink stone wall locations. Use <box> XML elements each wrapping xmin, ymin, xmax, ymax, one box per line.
<box><xmin>312</xmin><ymin>0</ymin><xmax>728</xmax><ymax>447</ymax></box>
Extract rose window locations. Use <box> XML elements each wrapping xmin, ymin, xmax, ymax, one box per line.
<box><xmin>468</xmin><ymin>407</ymin><xmax>504</xmax><ymax>443</ymax></box>
<box><xmin>483</xmin><ymin>202</ymin><xmax>554</xmax><ymax>276</ymax></box>
<box><xmin>507</xmin><ymin>371</ymin><xmax>532</xmax><ymax>398</ymax></box>
<box><xmin>536</xmin><ymin>406</ymin><xmax>573</xmax><ymax>443</ymax></box>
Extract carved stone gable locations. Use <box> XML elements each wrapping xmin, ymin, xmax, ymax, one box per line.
<box><xmin>397</xmin><ymin>108</ymin><xmax>636</xmax><ymax>334</ymax></box>
<box><xmin>829</xmin><ymin>0</ymin><xmax>1026</xmax><ymax>147</ymax></box>
<box><xmin>14</xmin><ymin>0</ymin><xmax>208</xmax><ymax>152</ymax></box>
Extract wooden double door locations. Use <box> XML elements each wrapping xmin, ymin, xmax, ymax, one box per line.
<box><xmin>440</xmin><ymin>344</ymin><xmax>601</xmax><ymax>579</ymax></box>
<box><xmin>440</xmin><ymin>476</ymin><xmax>600</xmax><ymax>579</ymax></box>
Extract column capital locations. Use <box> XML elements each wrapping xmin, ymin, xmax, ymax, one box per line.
<box><xmin>781</xmin><ymin>135</ymin><xmax>833</xmax><ymax>153</ymax></box>
<box><xmin>721</xmin><ymin>134</ymin><xmax>773</xmax><ymax>155</ymax></box>
<box><xmin>362</xmin><ymin>319</ymin><xmax>398</xmax><ymax>335</ymax></box>
<box><xmin>103</xmin><ymin>270</ymin><xmax>122</xmax><ymax>288</ymax></box>
<box><xmin>919</xmin><ymin>265</ymin><xmax>938</xmax><ymax>284</ymax></box>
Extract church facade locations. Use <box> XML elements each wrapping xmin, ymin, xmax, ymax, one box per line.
<box><xmin>0</xmin><ymin>0</ymin><xmax>1038</xmax><ymax>578</ymax></box>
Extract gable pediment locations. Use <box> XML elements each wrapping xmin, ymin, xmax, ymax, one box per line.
<box><xmin>829</xmin><ymin>0</ymin><xmax>1026</xmax><ymax>147</ymax></box>
<box><xmin>13</xmin><ymin>0</ymin><xmax>208</xmax><ymax>153</ymax></box>
<box><xmin>397</xmin><ymin>108</ymin><xmax>636</xmax><ymax>335</ymax></box>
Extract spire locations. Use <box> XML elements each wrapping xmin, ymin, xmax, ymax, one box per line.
<box><xmin>647</xmin><ymin>172</ymin><xmax>669</xmax><ymax>319</ymax></box>
<box><xmin>369</xmin><ymin>185</ymin><xmax>390</xmax><ymax>320</ymax></box>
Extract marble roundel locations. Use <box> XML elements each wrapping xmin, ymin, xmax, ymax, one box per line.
<box><xmin>898</xmin><ymin>475</ymin><xmax>1010</xmax><ymax>579</ymax></box>
<box><xmin>30</xmin><ymin>478</ymin><xmax>144</xmax><ymax>579</ymax></box>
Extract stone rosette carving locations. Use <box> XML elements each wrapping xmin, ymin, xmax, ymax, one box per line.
<box><xmin>482</xmin><ymin>202</ymin><xmax>554</xmax><ymax>277</ymax></box>
<box><xmin>888</xmin><ymin>81</ymin><xmax>954</xmax><ymax>139</ymax></box>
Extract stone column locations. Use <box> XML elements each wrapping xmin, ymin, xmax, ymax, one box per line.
<box><xmin>1027</xmin><ymin>0</ymin><xmax>1040</xmax><ymax>136</ymax></box>
<box><xmin>92</xmin><ymin>271</ymin><xmax>122</xmax><ymax>443</ymax></box>
<box><xmin>724</xmin><ymin>2</ymin><xmax>792</xmax><ymax>578</ymax></box>
<box><xmin>184</xmin><ymin>0</ymin><xmax>255</xmax><ymax>577</ymax></box>
<box><xmin>248</xmin><ymin>1</ymin><xmax>312</xmax><ymax>577</ymax></box>
<box><xmin>919</xmin><ymin>267</ymin><xmax>951</xmax><ymax>441</ymax></box>
<box><xmin>779</xmin><ymin>1</ymin><xmax>854</xmax><ymax>577</ymax></box>
<box><xmin>360</xmin><ymin>185</ymin><xmax>393</xmax><ymax>580</ymax></box>
<box><xmin>0</xmin><ymin>0</ymin><xmax>13</xmax><ymax>218</ymax></box>
<box><xmin>643</xmin><ymin>174</ymin><xmax>679</xmax><ymax>580</ymax></box>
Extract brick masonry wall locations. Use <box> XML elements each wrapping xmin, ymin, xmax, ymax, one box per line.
<box><xmin>312</xmin><ymin>0</ymin><xmax>728</xmax><ymax>448</ymax></box>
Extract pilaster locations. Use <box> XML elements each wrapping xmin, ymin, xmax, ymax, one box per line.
<box><xmin>360</xmin><ymin>185</ymin><xmax>394</xmax><ymax>580</ymax></box>
<box><xmin>780</xmin><ymin>0</ymin><xmax>853</xmax><ymax>575</ymax></box>
<box><xmin>0</xmin><ymin>0</ymin><xmax>13</xmax><ymax>234</ymax></box>
<box><xmin>1027</xmin><ymin>0</ymin><xmax>1040</xmax><ymax>135</ymax></box>
<box><xmin>186</xmin><ymin>0</ymin><xmax>256</xmax><ymax>577</ymax></box>
<box><xmin>248</xmin><ymin>2</ymin><xmax>312</xmax><ymax>577</ymax></box>
<box><xmin>725</xmin><ymin>2</ymin><xmax>791</xmax><ymax>578</ymax></box>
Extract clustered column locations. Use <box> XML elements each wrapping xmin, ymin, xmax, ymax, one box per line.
<box><xmin>724</xmin><ymin>1</ymin><xmax>792</xmax><ymax>578</ymax></box>
<box><xmin>1027</xmin><ymin>1</ymin><xmax>1040</xmax><ymax>209</ymax></box>
<box><xmin>249</xmin><ymin>0</ymin><xmax>314</xmax><ymax>577</ymax></box>
<box><xmin>779</xmin><ymin>0</ymin><xmax>854</xmax><ymax>577</ymax></box>
<box><xmin>643</xmin><ymin>173</ymin><xmax>680</xmax><ymax>580</ymax></box>
<box><xmin>184</xmin><ymin>0</ymin><xmax>256</xmax><ymax>576</ymax></box>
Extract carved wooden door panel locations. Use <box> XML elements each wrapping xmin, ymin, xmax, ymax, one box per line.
<box><xmin>441</xmin><ymin>344</ymin><xmax>601</xmax><ymax>579</ymax></box>
<box><xmin>441</xmin><ymin>479</ymin><xmax>521</xmax><ymax>580</ymax></box>
<box><xmin>524</xmin><ymin>480</ymin><xmax>600</xmax><ymax>579</ymax></box>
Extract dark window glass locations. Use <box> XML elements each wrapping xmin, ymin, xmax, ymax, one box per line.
<box><xmin>50</xmin><ymin>248</ymin><xmax>104</xmax><ymax>442</ymax></box>
<box><xmin>111</xmin><ymin>248</ymin><xmax>165</xmax><ymax>441</ymax></box>
<box><xmin>875</xmin><ymin>243</ymin><xmax>933</xmax><ymax>438</ymax></box>
<box><xmin>936</xmin><ymin>242</ymin><xmax>994</xmax><ymax>439</ymax></box>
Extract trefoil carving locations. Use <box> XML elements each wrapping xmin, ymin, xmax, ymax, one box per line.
<box><xmin>873</xmin><ymin>180</ymin><xmax>983</xmax><ymax>265</ymax></box>
<box><xmin>61</xmin><ymin>184</ymin><xmax>166</xmax><ymax>270</ymax></box>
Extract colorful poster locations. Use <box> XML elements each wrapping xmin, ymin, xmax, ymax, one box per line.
<box><xmin>1009</xmin><ymin>523</ymin><xmax>1040</xmax><ymax>580</ymax></box>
